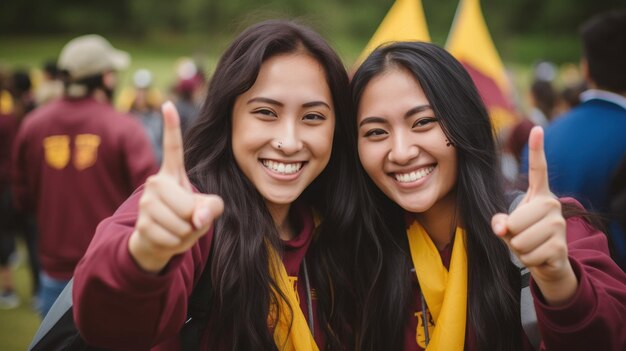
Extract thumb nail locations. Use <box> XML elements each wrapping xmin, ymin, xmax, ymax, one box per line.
<box><xmin>493</xmin><ymin>222</ymin><xmax>505</xmax><ymax>236</ymax></box>
<box><xmin>193</xmin><ymin>207</ymin><xmax>211</xmax><ymax>229</ymax></box>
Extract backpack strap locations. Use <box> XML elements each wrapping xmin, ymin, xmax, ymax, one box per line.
<box><xmin>28</xmin><ymin>278</ymin><xmax>100</xmax><ymax>351</ymax></box>
<box><xmin>506</xmin><ymin>191</ymin><xmax>541</xmax><ymax>350</ymax></box>
<box><xmin>180</xmin><ymin>250</ymin><xmax>214</xmax><ymax>351</ymax></box>
<box><xmin>29</xmin><ymin>279</ymin><xmax>75</xmax><ymax>350</ymax></box>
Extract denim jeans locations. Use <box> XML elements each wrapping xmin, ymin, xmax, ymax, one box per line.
<box><xmin>38</xmin><ymin>271</ymin><xmax>69</xmax><ymax>318</ymax></box>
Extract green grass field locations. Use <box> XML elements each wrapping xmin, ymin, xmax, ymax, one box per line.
<box><xmin>0</xmin><ymin>240</ymin><xmax>41</xmax><ymax>351</ymax></box>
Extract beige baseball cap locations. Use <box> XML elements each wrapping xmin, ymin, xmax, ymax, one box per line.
<box><xmin>58</xmin><ymin>34</ymin><xmax>130</xmax><ymax>80</ymax></box>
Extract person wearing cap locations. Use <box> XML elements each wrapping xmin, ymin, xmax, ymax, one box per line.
<box><xmin>11</xmin><ymin>34</ymin><xmax>158</xmax><ymax>317</ymax></box>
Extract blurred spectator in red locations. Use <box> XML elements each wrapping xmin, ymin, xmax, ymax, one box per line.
<box><xmin>1</xmin><ymin>69</ymin><xmax>41</xmax><ymax>310</ymax></box>
<box><xmin>12</xmin><ymin>34</ymin><xmax>158</xmax><ymax>317</ymax></box>
<box><xmin>0</xmin><ymin>70</ymin><xmax>20</xmax><ymax>309</ymax></box>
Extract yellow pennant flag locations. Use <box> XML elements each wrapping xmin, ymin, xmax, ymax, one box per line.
<box><xmin>356</xmin><ymin>0</ymin><xmax>431</xmax><ymax>65</ymax></box>
<box><xmin>445</xmin><ymin>0</ymin><xmax>517</xmax><ymax>133</ymax></box>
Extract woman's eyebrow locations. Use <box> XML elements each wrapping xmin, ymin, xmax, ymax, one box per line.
<box><xmin>404</xmin><ymin>105</ymin><xmax>432</xmax><ymax>119</ymax></box>
<box><xmin>302</xmin><ymin>101</ymin><xmax>331</xmax><ymax>109</ymax></box>
<box><xmin>247</xmin><ymin>97</ymin><xmax>283</xmax><ymax>106</ymax></box>
<box><xmin>359</xmin><ymin>116</ymin><xmax>387</xmax><ymax>128</ymax></box>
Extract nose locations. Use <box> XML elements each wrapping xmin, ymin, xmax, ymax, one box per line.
<box><xmin>387</xmin><ymin>133</ymin><xmax>419</xmax><ymax>164</ymax></box>
<box><xmin>272</xmin><ymin>119</ymin><xmax>303</xmax><ymax>154</ymax></box>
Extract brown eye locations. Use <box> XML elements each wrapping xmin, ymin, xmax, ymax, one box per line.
<box><xmin>253</xmin><ymin>109</ymin><xmax>277</xmax><ymax>118</ymax></box>
<box><xmin>364</xmin><ymin>128</ymin><xmax>387</xmax><ymax>137</ymax></box>
<box><xmin>303</xmin><ymin>113</ymin><xmax>326</xmax><ymax>121</ymax></box>
<box><xmin>412</xmin><ymin>117</ymin><xmax>437</xmax><ymax>128</ymax></box>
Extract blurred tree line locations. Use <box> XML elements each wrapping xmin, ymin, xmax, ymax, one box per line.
<box><xmin>1</xmin><ymin>0</ymin><xmax>623</xmax><ymax>63</ymax></box>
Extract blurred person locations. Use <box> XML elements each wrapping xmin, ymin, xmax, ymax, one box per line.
<box><xmin>557</xmin><ymin>80</ymin><xmax>587</xmax><ymax>114</ymax></box>
<box><xmin>0</xmin><ymin>67</ymin><xmax>13</xmax><ymax>115</ymax></box>
<box><xmin>527</xmin><ymin>79</ymin><xmax>559</xmax><ymax>127</ymax></box>
<box><xmin>507</xmin><ymin>79</ymin><xmax>560</xmax><ymax>169</ymax></box>
<box><xmin>172</xmin><ymin>58</ymin><xmax>205</xmax><ymax>135</ymax></box>
<box><xmin>128</xmin><ymin>69</ymin><xmax>164</xmax><ymax>164</ymax></box>
<box><xmin>34</xmin><ymin>59</ymin><xmax>64</xmax><ymax>106</ymax></box>
<box><xmin>521</xmin><ymin>9</ymin><xmax>626</xmax><ymax>269</ymax></box>
<box><xmin>12</xmin><ymin>34</ymin><xmax>158</xmax><ymax>317</ymax></box>
<box><xmin>9</xmin><ymin>69</ymin><xmax>36</xmax><ymax>123</ymax></box>
<box><xmin>0</xmin><ymin>74</ymin><xmax>20</xmax><ymax>309</ymax></box>
<box><xmin>1</xmin><ymin>71</ymin><xmax>41</xmax><ymax>309</ymax></box>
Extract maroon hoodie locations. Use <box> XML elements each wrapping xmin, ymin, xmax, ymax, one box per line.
<box><xmin>12</xmin><ymin>97</ymin><xmax>157</xmax><ymax>279</ymax></box>
<box><xmin>403</xmin><ymin>198</ymin><xmax>626</xmax><ymax>350</ymax></box>
<box><xmin>73</xmin><ymin>187</ymin><xmax>325</xmax><ymax>350</ymax></box>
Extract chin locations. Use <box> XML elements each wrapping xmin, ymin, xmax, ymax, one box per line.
<box><xmin>395</xmin><ymin>197</ymin><xmax>434</xmax><ymax>214</ymax></box>
<box><xmin>263</xmin><ymin>192</ymin><xmax>300</xmax><ymax>206</ymax></box>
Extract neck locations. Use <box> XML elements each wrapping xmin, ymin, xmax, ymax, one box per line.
<box><xmin>414</xmin><ymin>191</ymin><xmax>458</xmax><ymax>250</ymax></box>
<box><xmin>268</xmin><ymin>203</ymin><xmax>294</xmax><ymax>240</ymax></box>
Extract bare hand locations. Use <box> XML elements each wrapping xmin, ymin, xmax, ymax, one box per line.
<box><xmin>128</xmin><ymin>101</ymin><xmax>224</xmax><ymax>273</ymax></box>
<box><xmin>492</xmin><ymin>126</ymin><xmax>577</xmax><ymax>305</ymax></box>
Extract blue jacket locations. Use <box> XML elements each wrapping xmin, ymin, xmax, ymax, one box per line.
<box><xmin>521</xmin><ymin>96</ymin><xmax>626</xmax><ymax>268</ymax></box>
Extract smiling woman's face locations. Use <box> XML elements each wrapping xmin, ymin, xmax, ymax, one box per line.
<box><xmin>357</xmin><ymin>68</ymin><xmax>457</xmax><ymax>215</ymax></box>
<box><xmin>231</xmin><ymin>53</ymin><xmax>335</xmax><ymax>210</ymax></box>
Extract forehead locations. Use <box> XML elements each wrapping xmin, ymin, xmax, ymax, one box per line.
<box><xmin>357</xmin><ymin>68</ymin><xmax>430</xmax><ymax>120</ymax></box>
<box><xmin>243</xmin><ymin>53</ymin><xmax>333</xmax><ymax>103</ymax></box>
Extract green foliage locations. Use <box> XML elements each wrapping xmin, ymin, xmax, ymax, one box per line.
<box><xmin>1</xmin><ymin>0</ymin><xmax>622</xmax><ymax>65</ymax></box>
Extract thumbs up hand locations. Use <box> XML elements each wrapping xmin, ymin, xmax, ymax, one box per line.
<box><xmin>128</xmin><ymin>102</ymin><xmax>224</xmax><ymax>273</ymax></box>
<box><xmin>491</xmin><ymin>127</ymin><xmax>577</xmax><ymax>306</ymax></box>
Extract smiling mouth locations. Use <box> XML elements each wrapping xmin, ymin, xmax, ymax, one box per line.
<box><xmin>393</xmin><ymin>165</ymin><xmax>435</xmax><ymax>183</ymax></box>
<box><xmin>261</xmin><ymin>159</ymin><xmax>304</xmax><ymax>175</ymax></box>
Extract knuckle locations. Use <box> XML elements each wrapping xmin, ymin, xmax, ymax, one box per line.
<box><xmin>146</xmin><ymin>175</ymin><xmax>160</xmax><ymax>188</ymax></box>
<box><xmin>550</xmin><ymin>216</ymin><xmax>566</xmax><ymax>230</ymax></box>
<box><xmin>552</xmin><ymin>240</ymin><xmax>567</xmax><ymax>256</ymax></box>
<box><xmin>546</xmin><ymin>197</ymin><xmax>561</xmax><ymax>210</ymax></box>
<box><xmin>171</xmin><ymin>222</ymin><xmax>192</xmax><ymax>239</ymax></box>
<box><xmin>509</xmin><ymin>237</ymin><xmax>522</xmax><ymax>252</ymax></box>
<box><xmin>138</xmin><ymin>194</ymin><xmax>152</xmax><ymax>210</ymax></box>
<box><xmin>180</xmin><ymin>222</ymin><xmax>194</xmax><ymax>236</ymax></box>
<box><xmin>135</xmin><ymin>216</ymin><xmax>151</xmax><ymax>233</ymax></box>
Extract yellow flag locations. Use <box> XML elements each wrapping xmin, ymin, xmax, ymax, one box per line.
<box><xmin>445</xmin><ymin>0</ymin><xmax>517</xmax><ymax>133</ymax></box>
<box><xmin>356</xmin><ymin>0</ymin><xmax>431</xmax><ymax>65</ymax></box>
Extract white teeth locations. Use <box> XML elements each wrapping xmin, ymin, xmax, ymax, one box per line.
<box><xmin>261</xmin><ymin>160</ymin><xmax>303</xmax><ymax>175</ymax></box>
<box><xmin>395</xmin><ymin>166</ymin><xmax>435</xmax><ymax>183</ymax></box>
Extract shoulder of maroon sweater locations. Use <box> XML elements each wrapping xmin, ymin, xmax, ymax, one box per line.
<box><xmin>74</xmin><ymin>185</ymin><xmax>216</xmax><ymax>348</ymax></box>
<box><xmin>527</xmin><ymin>197</ymin><xmax>626</xmax><ymax>349</ymax></box>
<box><xmin>77</xmin><ymin>184</ymin><xmax>215</xmax><ymax>294</ymax></box>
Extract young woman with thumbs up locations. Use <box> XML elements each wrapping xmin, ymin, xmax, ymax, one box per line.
<box><xmin>350</xmin><ymin>42</ymin><xmax>626</xmax><ymax>351</ymax></box>
<box><xmin>72</xmin><ymin>20</ymin><xmax>376</xmax><ymax>350</ymax></box>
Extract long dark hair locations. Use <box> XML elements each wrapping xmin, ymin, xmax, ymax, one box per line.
<box><xmin>350</xmin><ymin>42</ymin><xmax>522</xmax><ymax>350</ymax></box>
<box><xmin>183</xmin><ymin>20</ymin><xmax>364</xmax><ymax>349</ymax></box>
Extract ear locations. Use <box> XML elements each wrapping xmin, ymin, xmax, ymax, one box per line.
<box><xmin>579</xmin><ymin>58</ymin><xmax>595</xmax><ymax>88</ymax></box>
<box><xmin>102</xmin><ymin>71</ymin><xmax>118</xmax><ymax>89</ymax></box>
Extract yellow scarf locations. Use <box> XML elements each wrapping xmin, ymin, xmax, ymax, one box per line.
<box><xmin>267</xmin><ymin>246</ymin><xmax>319</xmax><ymax>351</ymax></box>
<box><xmin>406</xmin><ymin>221</ymin><xmax>468</xmax><ymax>351</ymax></box>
